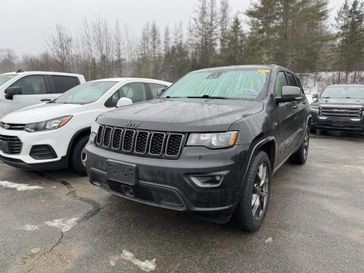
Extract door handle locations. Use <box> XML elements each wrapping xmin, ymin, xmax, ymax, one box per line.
<box><xmin>292</xmin><ymin>105</ymin><xmax>298</xmax><ymax>109</ymax></box>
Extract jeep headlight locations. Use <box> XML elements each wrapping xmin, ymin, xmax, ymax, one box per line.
<box><xmin>187</xmin><ymin>131</ymin><xmax>238</xmax><ymax>149</ymax></box>
<box><xmin>25</xmin><ymin>116</ymin><xmax>72</xmax><ymax>132</ymax></box>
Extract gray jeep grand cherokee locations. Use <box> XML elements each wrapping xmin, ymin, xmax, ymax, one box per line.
<box><xmin>86</xmin><ymin>65</ymin><xmax>311</xmax><ymax>231</ymax></box>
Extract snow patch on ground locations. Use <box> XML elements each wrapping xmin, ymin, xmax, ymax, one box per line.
<box><xmin>30</xmin><ymin>248</ymin><xmax>41</xmax><ymax>254</ymax></box>
<box><xmin>0</xmin><ymin>181</ymin><xmax>43</xmax><ymax>191</ymax></box>
<box><xmin>20</xmin><ymin>224</ymin><xmax>40</xmax><ymax>231</ymax></box>
<box><xmin>110</xmin><ymin>250</ymin><xmax>156</xmax><ymax>272</ymax></box>
<box><xmin>265</xmin><ymin>237</ymin><xmax>273</xmax><ymax>243</ymax></box>
<box><xmin>45</xmin><ymin>217</ymin><xmax>79</xmax><ymax>232</ymax></box>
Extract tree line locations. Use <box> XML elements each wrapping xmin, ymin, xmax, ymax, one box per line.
<box><xmin>0</xmin><ymin>0</ymin><xmax>363</xmax><ymax>83</ymax></box>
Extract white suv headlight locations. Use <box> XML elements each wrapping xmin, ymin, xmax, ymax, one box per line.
<box><xmin>25</xmin><ymin>116</ymin><xmax>72</xmax><ymax>132</ymax></box>
<box><xmin>187</xmin><ymin>131</ymin><xmax>238</xmax><ymax>149</ymax></box>
<box><xmin>89</xmin><ymin>121</ymin><xmax>100</xmax><ymax>143</ymax></box>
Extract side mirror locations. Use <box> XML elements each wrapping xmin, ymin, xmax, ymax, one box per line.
<box><xmin>312</xmin><ymin>93</ymin><xmax>318</xmax><ymax>102</ymax></box>
<box><xmin>116</xmin><ymin>97</ymin><xmax>133</xmax><ymax>108</ymax></box>
<box><xmin>276</xmin><ymin>86</ymin><xmax>302</xmax><ymax>103</ymax></box>
<box><xmin>5</xmin><ymin>87</ymin><xmax>22</xmax><ymax>100</ymax></box>
<box><xmin>156</xmin><ymin>88</ymin><xmax>166</xmax><ymax>97</ymax></box>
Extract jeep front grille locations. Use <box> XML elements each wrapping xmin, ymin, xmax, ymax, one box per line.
<box><xmin>95</xmin><ymin>126</ymin><xmax>185</xmax><ymax>158</ymax></box>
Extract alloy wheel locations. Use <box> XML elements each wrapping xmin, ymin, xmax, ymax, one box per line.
<box><xmin>303</xmin><ymin>129</ymin><xmax>310</xmax><ymax>159</ymax></box>
<box><xmin>81</xmin><ymin>148</ymin><xmax>87</xmax><ymax>167</ymax></box>
<box><xmin>252</xmin><ymin>163</ymin><xmax>269</xmax><ymax>219</ymax></box>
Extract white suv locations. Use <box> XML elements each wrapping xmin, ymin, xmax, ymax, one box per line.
<box><xmin>0</xmin><ymin>78</ymin><xmax>171</xmax><ymax>174</ymax></box>
<box><xmin>0</xmin><ymin>71</ymin><xmax>86</xmax><ymax>118</ymax></box>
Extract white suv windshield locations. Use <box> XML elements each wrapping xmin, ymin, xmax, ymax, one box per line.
<box><xmin>55</xmin><ymin>81</ymin><xmax>117</xmax><ymax>104</ymax></box>
<box><xmin>0</xmin><ymin>74</ymin><xmax>16</xmax><ymax>86</ymax></box>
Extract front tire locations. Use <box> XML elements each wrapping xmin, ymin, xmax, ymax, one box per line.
<box><xmin>70</xmin><ymin>135</ymin><xmax>89</xmax><ymax>176</ymax></box>
<box><xmin>233</xmin><ymin>151</ymin><xmax>272</xmax><ymax>232</ymax></box>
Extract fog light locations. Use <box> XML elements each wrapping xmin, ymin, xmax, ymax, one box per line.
<box><xmin>190</xmin><ymin>172</ymin><xmax>228</xmax><ymax>188</ymax></box>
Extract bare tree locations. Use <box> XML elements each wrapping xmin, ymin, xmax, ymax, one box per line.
<box><xmin>46</xmin><ymin>24</ymin><xmax>73</xmax><ymax>71</ymax></box>
<box><xmin>113</xmin><ymin>21</ymin><xmax>125</xmax><ymax>76</ymax></box>
<box><xmin>219</xmin><ymin>0</ymin><xmax>230</xmax><ymax>50</ymax></box>
<box><xmin>0</xmin><ymin>49</ymin><xmax>18</xmax><ymax>72</ymax></box>
<box><xmin>92</xmin><ymin>17</ymin><xmax>113</xmax><ymax>78</ymax></box>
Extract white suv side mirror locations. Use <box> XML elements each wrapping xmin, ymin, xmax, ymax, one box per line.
<box><xmin>116</xmin><ymin>97</ymin><xmax>133</xmax><ymax>108</ymax></box>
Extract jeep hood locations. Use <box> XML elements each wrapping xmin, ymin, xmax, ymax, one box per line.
<box><xmin>1</xmin><ymin>103</ymin><xmax>90</xmax><ymax>124</ymax></box>
<box><xmin>98</xmin><ymin>98</ymin><xmax>264</xmax><ymax>132</ymax></box>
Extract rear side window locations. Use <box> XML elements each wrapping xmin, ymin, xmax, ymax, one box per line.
<box><xmin>275</xmin><ymin>72</ymin><xmax>288</xmax><ymax>97</ymax></box>
<box><xmin>10</xmin><ymin>75</ymin><xmax>46</xmax><ymax>95</ymax></box>
<box><xmin>285</xmin><ymin>72</ymin><xmax>297</xmax><ymax>87</ymax></box>
<box><xmin>50</xmin><ymin>76</ymin><xmax>80</xmax><ymax>94</ymax></box>
<box><xmin>149</xmin><ymin>83</ymin><xmax>167</xmax><ymax>97</ymax></box>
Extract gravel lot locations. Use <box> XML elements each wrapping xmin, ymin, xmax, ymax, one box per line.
<box><xmin>0</xmin><ymin>134</ymin><xmax>363</xmax><ymax>273</ymax></box>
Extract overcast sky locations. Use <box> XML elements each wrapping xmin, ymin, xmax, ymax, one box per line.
<box><xmin>1</xmin><ymin>0</ymin><xmax>344</xmax><ymax>56</ymax></box>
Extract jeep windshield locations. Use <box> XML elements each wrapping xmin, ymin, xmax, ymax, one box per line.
<box><xmin>0</xmin><ymin>73</ymin><xmax>16</xmax><ymax>86</ymax></box>
<box><xmin>54</xmin><ymin>81</ymin><xmax>117</xmax><ymax>104</ymax></box>
<box><xmin>162</xmin><ymin>69</ymin><xmax>270</xmax><ymax>100</ymax></box>
<box><xmin>321</xmin><ymin>86</ymin><xmax>364</xmax><ymax>99</ymax></box>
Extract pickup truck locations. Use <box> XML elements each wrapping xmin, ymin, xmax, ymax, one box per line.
<box><xmin>310</xmin><ymin>85</ymin><xmax>364</xmax><ymax>132</ymax></box>
<box><xmin>85</xmin><ymin>65</ymin><xmax>311</xmax><ymax>232</ymax></box>
<box><xmin>0</xmin><ymin>71</ymin><xmax>85</xmax><ymax>118</ymax></box>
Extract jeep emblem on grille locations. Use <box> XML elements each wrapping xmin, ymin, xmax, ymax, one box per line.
<box><xmin>126</xmin><ymin>120</ymin><xmax>140</xmax><ymax>128</ymax></box>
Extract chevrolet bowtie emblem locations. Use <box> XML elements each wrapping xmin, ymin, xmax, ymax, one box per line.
<box><xmin>3</xmin><ymin>123</ymin><xmax>11</xmax><ymax>129</ymax></box>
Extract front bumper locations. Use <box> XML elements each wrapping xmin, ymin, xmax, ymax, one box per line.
<box><xmin>86</xmin><ymin>143</ymin><xmax>248</xmax><ymax>223</ymax></box>
<box><xmin>311</xmin><ymin>110</ymin><xmax>364</xmax><ymax>131</ymax></box>
<box><xmin>0</xmin><ymin>126</ymin><xmax>73</xmax><ymax>168</ymax></box>
<box><xmin>0</xmin><ymin>154</ymin><xmax>68</xmax><ymax>170</ymax></box>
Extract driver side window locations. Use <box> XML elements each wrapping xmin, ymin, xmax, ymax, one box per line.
<box><xmin>105</xmin><ymin>82</ymin><xmax>148</xmax><ymax>108</ymax></box>
<box><xmin>120</xmin><ymin>83</ymin><xmax>147</xmax><ymax>103</ymax></box>
<box><xmin>10</xmin><ymin>75</ymin><xmax>46</xmax><ymax>95</ymax></box>
<box><xmin>275</xmin><ymin>72</ymin><xmax>288</xmax><ymax>97</ymax></box>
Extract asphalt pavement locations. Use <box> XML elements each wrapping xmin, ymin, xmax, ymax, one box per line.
<box><xmin>0</xmin><ymin>134</ymin><xmax>363</xmax><ymax>273</ymax></box>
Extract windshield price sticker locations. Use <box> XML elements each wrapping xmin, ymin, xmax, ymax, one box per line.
<box><xmin>257</xmin><ymin>69</ymin><xmax>270</xmax><ymax>73</ymax></box>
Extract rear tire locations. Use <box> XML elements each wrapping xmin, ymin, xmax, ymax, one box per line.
<box><xmin>233</xmin><ymin>151</ymin><xmax>272</xmax><ymax>232</ymax></box>
<box><xmin>290</xmin><ymin>126</ymin><xmax>309</xmax><ymax>165</ymax></box>
<box><xmin>71</xmin><ymin>135</ymin><xmax>89</xmax><ymax>176</ymax></box>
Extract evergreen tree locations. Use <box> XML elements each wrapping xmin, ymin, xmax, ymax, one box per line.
<box><xmin>245</xmin><ymin>0</ymin><xmax>330</xmax><ymax>72</ymax></box>
<box><xmin>219</xmin><ymin>16</ymin><xmax>245</xmax><ymax>65</ymax></box>
<box><xmin>335</xmin><ymin>0</ymin><xmax>364</xmax><ymax>82</ymax></box>
<box><xmin>190</xmin><ymin>0</ymin><xmax>219</xmax><ymax>68</ymax></box>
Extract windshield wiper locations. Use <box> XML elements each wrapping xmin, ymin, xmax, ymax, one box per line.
<box><xmin>187</xmin><ymin>95</ymin><xmax>231</xmax><ymax>100</ymax></box>
<box><xmin>165</xmin><ymin>95</ymin><xmax>242</xmax><ymax>100</ymax></box>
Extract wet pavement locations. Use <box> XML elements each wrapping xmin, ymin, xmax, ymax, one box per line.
<box><xmin>0</xmin><ymin>134</ymin><xmax>363</xmax><ymax>273</ymax></box>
